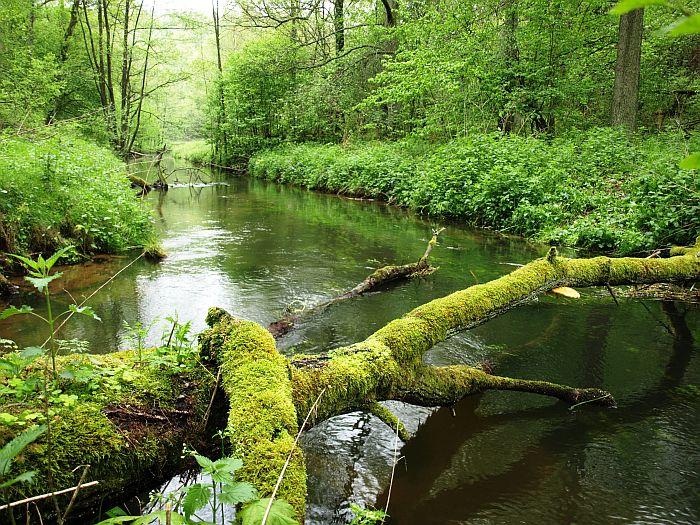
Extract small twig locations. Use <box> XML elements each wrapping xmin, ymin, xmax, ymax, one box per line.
<box><xmin>639</xmin><ymin>301</ymin><xmax>674</xmax><ymax>336</ymax></box>
<box><xmin>469</xmin><ymin>270</ymin><xmax>479</xmax><ymax>285</ymax></box>
<box><xmin>569</xmin><ymin>393</ymin><xmax>613</xmax><ymax>411</ymax></box>
<box><xmin>605</xmin><ymin>284</ymin><xmax>619</xmax><ymax>306</ymax></box>
<box><xmin>41</xmin><ymin>253</ymin><xmax>145</xmax><ymax>348</ymax></box>
<box><xmin>33</xmin><ymin>504</ymin><xmax>44</xmax><ymax>525</ymax></box>
<box><xmin>201</xmin><ymin>369</ymin><xmax>222</xmax><ymax>431</ymax></box>
<box><xmin>383</xmin><ymin>418</ymin><xmax>402</xmax><ymax>522</ymax></box>
<box><xmin>60</xmin><ymin>465</ymin><xmax>90</xmax><ymax>523</ymax></box>
<box><xmin>0</xmin><ymin>481</ymin><xmax>100</xmax><ymax>510</ymax></box>
<box><xmin>165</xmin><ymin>319</ymin><xmax>177</xmax><ymax>348</ymax></box>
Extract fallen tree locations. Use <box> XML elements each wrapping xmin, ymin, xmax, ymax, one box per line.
<box><xmin>2</xmin><ymin>240</ymin><xmax>699</xmax><ymax>522</ymax></box>
<box><xmin>199</xmin><ymin>240</ymin><xmax>700</xmax><ymax>520</ymax></box>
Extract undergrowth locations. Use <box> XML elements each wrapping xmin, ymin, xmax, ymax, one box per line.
<box><xmin>171</xmin><ymin>140</ymin><xmax>213</xmax><ymax>166</ymax></box>
<box><xmin>249</xmin><ymin>128</ymin><xmax>699</xmax><ymax>255</ymax></box>
<box><xmin>0</xmin><ymin>130</ymin><xmax>153</xmax><ymax>266</ymax></box>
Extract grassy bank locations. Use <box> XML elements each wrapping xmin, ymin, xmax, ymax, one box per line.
<box><xmin>0</xmin><ymin>131</ymin><xmax>153</xmax><ymax>268</ymax></box>
<box><xmin>249</xmin><ymin>129</ymin><xmax>699</xmax><ymax>255</ymax></box>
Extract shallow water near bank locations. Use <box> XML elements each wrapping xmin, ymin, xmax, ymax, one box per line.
<box><xmin>1</xmin><ymin>169</ymin><xmax>698</xmax><ymax>524</ymax></box>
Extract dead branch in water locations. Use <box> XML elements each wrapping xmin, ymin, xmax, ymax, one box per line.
<box><xmin>267</xmin><ymin>228</ymin><xmax>445</xmax><ymax>338</ymax></box>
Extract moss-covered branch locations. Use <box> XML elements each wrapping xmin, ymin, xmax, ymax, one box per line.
<box><xmin>199</xmin><ymin>308</ymin><xmax>306</xmax><ymax>520</ymax></box>
<box><xmin>290</xmin><ymin>243</ymin><xmax>700</xmax><ymax>425</ymax></box>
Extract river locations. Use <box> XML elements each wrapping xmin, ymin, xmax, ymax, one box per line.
<box><xmin>1</xmin><ymin>169</ymin><xmax>698</xmax><ymax>524</ymax></box>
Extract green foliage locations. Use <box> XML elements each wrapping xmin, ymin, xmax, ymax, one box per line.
<box><xmin>209</xmin><ymin>0</ymin><xmax>700</xmax><ymax>153</ymax></box>
<box><xmin>348</xmin><ymin>503</ymin><xmax>388</xmax><ymax>525</ymax></box>
<box><xmin>172</xmin><ymin>140</ymin><xmax>213</xmax><ymax>166</ymax></box>
<box><xmin>250</xmin><ymin>129</ymin><xmax>699</xmax><ymax>254</ymax></box>
<box><xmin>0</xmin><ymin>424</ymin><xmax>46</xmax><ymax>489</ymax></box>
<box><xmin>0</xmin><ymin>130</ymin><xmax>153</xmax><ymax>260</ymax></box>
<box><xmin>238</xmin><ymin>498</ymin><xmax>298</xmax><ymax>525</ymax></box>
<box><xmin>97</xmin><ymin>451</ymin><xmax>263</xmax><ymax>525</ymax></box>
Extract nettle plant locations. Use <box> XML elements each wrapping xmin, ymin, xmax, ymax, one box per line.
<box><xmin>1</xmin><ymin>247</ymin><xmax>100</xmax><ymax>378</ymax></box>
<box><xmin>97</xmin><ymin>449</ymin><xmax>301</xmax><ymax>525</ymax></box>
<box><xmin>0</xmin><ymin>247</ymin><xmax>101</xmax><ymax>427</ymax></box>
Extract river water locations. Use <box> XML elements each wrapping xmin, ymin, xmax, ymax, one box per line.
<box><xmin>1</xmin><ymin>172</ymin><xmax>698</xmax><ymax>524</ymax></box>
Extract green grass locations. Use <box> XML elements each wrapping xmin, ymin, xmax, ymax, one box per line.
<box><xmin>0</xmin><ymin>130</ymin><xmax>153</xmax><ymax>263</ymax></box>
<box><xmin>249</xmin><ymin>128</ymin><xmax>699</xmax><ymax>255</ymax></box>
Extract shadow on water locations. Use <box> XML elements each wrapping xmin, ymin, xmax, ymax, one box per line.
<box><xmin>1</xmin><ymin>164</ymin><xmax>698</xmax><ymax>524</ymax></box>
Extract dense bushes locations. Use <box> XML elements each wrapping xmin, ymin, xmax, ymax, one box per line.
<box><xmin>0</xmin><ymin>131</ymin><xmax>153</xmax><ymax>263</ymax></box>
<box><xmin>250</xmin><ymin>128</ymin><xmax>699</xmax><ymax>254</ymax></box>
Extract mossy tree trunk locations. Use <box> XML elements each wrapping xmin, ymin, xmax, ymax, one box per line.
<box><xmin>199</xmin><ymin>241</ymin><xmax>700</xmax><ymax>521</ymax></box>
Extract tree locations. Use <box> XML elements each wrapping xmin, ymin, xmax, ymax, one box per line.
<box><xmin>612</xmin><ymin>8</ymin><xmax>644</xmax><ymax>129</ymax></box>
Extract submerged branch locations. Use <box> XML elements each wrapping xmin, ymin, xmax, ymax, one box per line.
<box><xmin>267</xmin><ymin>228</ymin><xmax>444</xmax><ymax>337</ymax></box>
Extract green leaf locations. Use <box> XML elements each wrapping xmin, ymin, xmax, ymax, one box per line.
<box><xmin>95</xmin><ymin>510</ymin><xmax>186</xmax><ymax>525</ymax></box>
<box><xmin>219</xmin><ymin>481</ymin><xmax>257</xmax><ymax>505</ymax></box>
<box><xmin>0</xmin><ymin>305</ymin><xmax>34</xmax><ymax>320</ymax></box>
<box><xmin>609</xmin><ymin>0</ymin><xmax>668</xmax><ymax>15</ymax></box>
<box><xmin>0</xmin><ymin>470</ymin><xmax>36</xmax><ymax>488</ymax></box>
<box><xmin>7</xmin><ymin>253</ymin><xmax>39</xmax><ymax>272</ymax></box>
<box><xmin>106</xmin><ymin>507</ymin><xmax>129</xmax><ymax>518</ymax></box>
<box><xmin>214</xmin><ymin>456</ymin><xmax>243</xmax><ymax>474</ymax></box>
<box><xmin>20</xmin><ymin>346</ymin><xmax>46</xmax><ymax>360</ymax></box>
<box><xmin>193</xmin><ymin>453</ymin><xmax>216</xmax><ymax>472</ymax></box>
<box><xmin>0</xmin><ymin>425</ymin><xmax>46</xmax><ymax>476</ymax></box>
<box><xmin>239</xmin><ymin>499</ymin><xmax>299</xmax><ymax>525</ymax></box>
<box><xmin>183</xmin><ymin>483</ymin><xmax>211</xmax><ymax>519</ymax></box>
<box><xmin>25</xmin><ymin>273</ymin><xmax>62</xmax><ymax>292</ymax></box>
<box><xmin>45</xmin><ymin>246</ymin><xmax>73</xmax><ymax>272</ymax></box>
<box><xmin>69</xmin><ymin>304</ymin><xmax>102</xmax><ymax>321</ymax></box>
<box><xmin>667</xmin><ymin>14</ymin><xmax>700</xmax><ymax>35</ymax></box>
<box><xmin>679</xmin><ymin>152</ymin><xmax>700</xmax><ymax>169</ymax></box>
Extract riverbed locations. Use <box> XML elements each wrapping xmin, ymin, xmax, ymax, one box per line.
<box><xmin>1</xmin><ymin>172</ymin><xmax>698</xmax><ymax>524</ymax></box>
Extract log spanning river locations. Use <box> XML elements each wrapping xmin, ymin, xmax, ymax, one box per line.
<box><xmin>1</xmin><ymin>168</ymin><xmax>698</xmax><ymax>524</ymax></box>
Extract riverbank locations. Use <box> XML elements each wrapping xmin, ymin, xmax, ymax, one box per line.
<box><xmin>249</xmin><ymin>128</ymin><xmax>699</xmax><ymax>255</ymax></box>
<box><xmin>0</xmin><ymin>130</ymin><xmax>154</xmax><ymax>277</ymax></box>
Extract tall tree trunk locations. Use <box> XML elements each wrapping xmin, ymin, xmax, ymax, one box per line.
<box><xmin>47</xmin><ymin>0</ymin><xmax>83</xmax><ymax>123</ymax></box>
<box><xmin>612</xmin><ymin>9</ymin><xmax>644</xmax><ymax>130</ymax></box>
<box><xmin>499</xmin><ymin>0</ymin><xmax>519</xmax><ymax>133</ymax></box>
<box><xmin>212</xmin><ymin>0</ymin><xmax>228</xmax><ymax>164</ymax></box>
<box><xmin>119</xmin><ymin>0</ymin><xmax>131</xmax><ymax>153</ymax></box>
<box><xmin>334</xmin><ymin>0</ymin><xmax>344</xmax><ymax>53</ymax></box>
<box><xmin>126</xmin><ymin>6</ymin><xmax>154</xmax><ymax>154</ymax></box>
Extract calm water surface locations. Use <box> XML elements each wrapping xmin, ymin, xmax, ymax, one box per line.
<box><xmin>1</xmin><ymin>172</ymin><xmax>698</xmax><ymax>525</ymax></box>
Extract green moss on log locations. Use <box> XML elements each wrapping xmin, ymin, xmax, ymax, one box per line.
<box><xmin>200</xmin><ymin>308</ymin><xmax>307</xmax><ymax>519</ymax></box>
<box><xmin>0</xmin><ymin>349</ymin><xmax>215</xmax><ymax>514</ymax></box>
<box><xmin>289</xmin><ymin>241</ymin><xmax>700</xmax><ymax>425</ymax></box>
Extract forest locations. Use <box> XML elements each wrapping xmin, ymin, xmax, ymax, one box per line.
<box><xmin>0</xmin><ymin>0</ymin><xmax>699</xmax><ymax>524</ymax></box>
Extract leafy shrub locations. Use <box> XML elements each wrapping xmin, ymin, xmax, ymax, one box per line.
<box><xmin>0</xmin><ymin>130</ymin><xmax>153</xmax><ymax>261</ymax></box>
<box><xmin>249</xmin><ymin>128</ymin><xmax>699</xmax><ymax>254</ymax></box>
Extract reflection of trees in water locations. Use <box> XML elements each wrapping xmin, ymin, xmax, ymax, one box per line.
<box><xmin>378</xmin><ymin>302</ymin><xmax>696</xmax><ymax>524</ymax></box>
